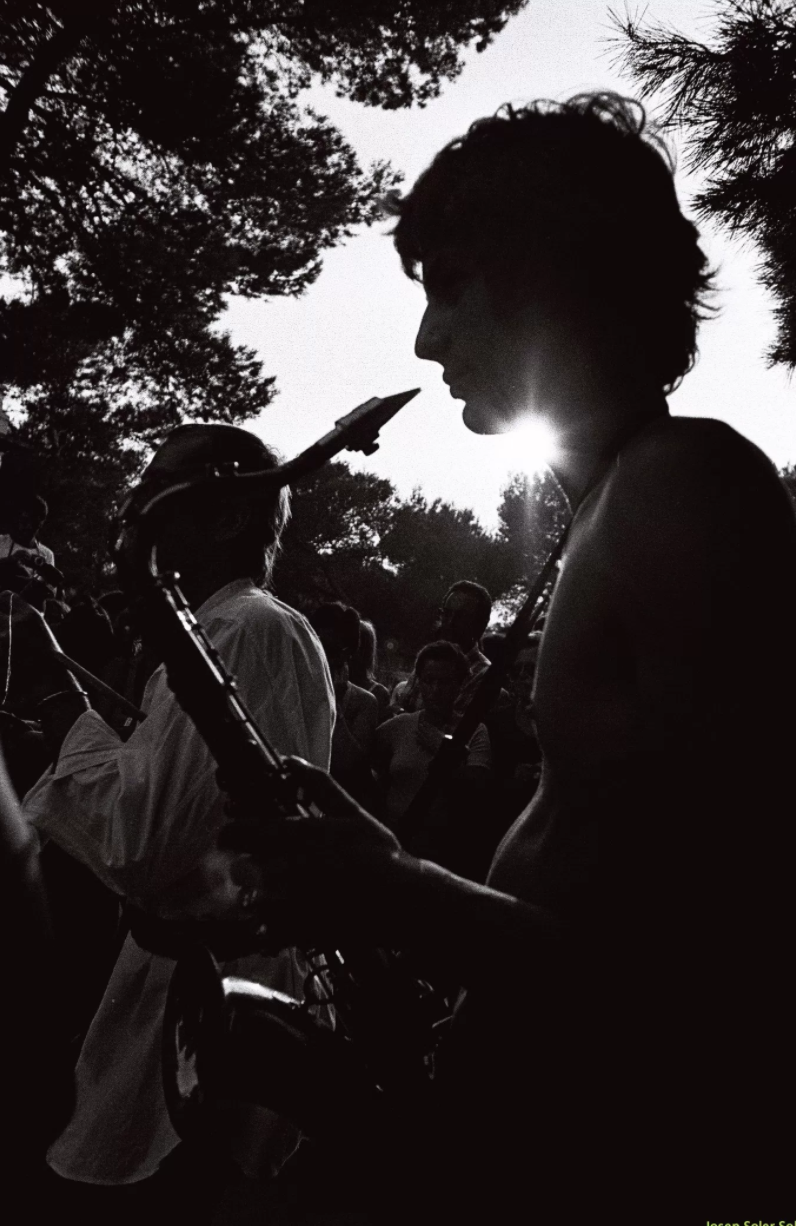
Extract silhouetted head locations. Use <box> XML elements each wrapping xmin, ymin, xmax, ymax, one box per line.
<box><xmin>415</xmin><ymin>639</ymin><xmax>470</xmax><ymax>722</ymax></box>
<box><xmin>309</xmin><ymin>602</ymin><xmax>362</xmax><ymax>686</ymax></box>
<box><xmin>436</xmin><ymin>580</ymin><xmax>492</xmax><ymax>652</ymax></box>
<box><xmin>9</xmin><ymin>493</ymin><xmax>48</xmax><ymax>546</ymax></box>
<box><xmin>392</xmin><ymin>93</ymin><xmax>713</xmax><ymax>432</ymax></box>
<box><xmin>136</xmin><ymin>424</ymin><xmax>289</xmax><ymax>587</ymax></box>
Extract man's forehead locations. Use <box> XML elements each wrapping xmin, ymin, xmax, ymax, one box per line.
<box><xmin>444</xmin><ymin>591</ymin><xmax>478</xmax><ymax>612</ymax></box>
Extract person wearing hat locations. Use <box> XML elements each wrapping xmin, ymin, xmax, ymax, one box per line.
<box><xmin>18</xmin><ymin>424</ymin><xmax>335</xmax><ymax>1219</ymax></box>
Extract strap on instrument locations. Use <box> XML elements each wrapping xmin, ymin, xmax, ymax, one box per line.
<box><xmin>394</xmin><ymin>527</ymin><xmax>568</xmax><ymax>843</ymax></box>
<box><xmin>395</xmin><ymin>412</ymin><xmax>664</xmax><ymax>844</ymax></box>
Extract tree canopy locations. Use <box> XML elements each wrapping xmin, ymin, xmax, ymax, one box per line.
<box><xmin>494</xmin><ymin>468</ymin><xmax>568</xmax><ymax>621</ymax></box>
<box><xmin>611</xmin><ymin>0</ymin><xmax>796</xmax><ymax>368</ymax></box>
<box><xmin>273</xmin><ymin>459</ymin><xmax>566</xmax><ymax>665</ymax></box>
<box><xmin>379</xmin><ymin>488</ymin><xmax>516</xmax><ymax>646</ymax></box>
<box><xmin>0</xmin><ymin>0</ymin><xmax>527</xmax><ymax>588</ymax></box>
<box><xmin>275</xmin><ymin>459</ymin><xmax>398</xmax><ymax>610</ymax></box>
<box><xmin>0</xmin><ymin>0</ymin><xmax>527</xmax><ymax>413</ymax></box>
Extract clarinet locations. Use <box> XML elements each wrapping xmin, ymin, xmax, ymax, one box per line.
<box><xmin>115</xmin><ymin>390</ymin><xmax>446</xmax><ymax>1142</ymax></box>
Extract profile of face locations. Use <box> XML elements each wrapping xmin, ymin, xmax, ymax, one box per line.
<box><xmin>414</xmin><ymin>258</ymin><xmax>554</xmax><ymax>436</ymax></box>
<box><xmin>417</xmin><ymin>658</ymin><xmax>462</xmax><ymax>722</ymax></box>
<box><xmin>435</xmin><ymin>590</ymin><xmax>483</xmax><ymax>652</ymax></box>
<box><xmin>11</xmin><ymin>506</ymin><xmax>44</xmax><ymax>545</ymax></box>
<box><xmin>507</xmin><ymin>645</ymin><xmax>538</xmax><ymax>705</ymax></box>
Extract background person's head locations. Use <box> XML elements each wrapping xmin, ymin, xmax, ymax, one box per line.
<box><xmin>482</xmin><ymin>630</ymin><xmax>506</xmax><ymax>665</ymax></box>
<box><xmin>415</xmin><ymin>639</ymin><xmax>470</xmax><ymax>724</ymax></box>
<box><xmin>133</xmin><ymin>424</ymin><xmax>290</xmax><ymax>596</ymax></box>
<box><xmin>9</xmin><ymin>493</ymin><xmax>48</xmax><ymax>546</ymax></box>
<box><xmin>350</xmin><ymin>618</ymin><xmax>379</xmax><ymax>688</ymax></box>
<box><xmin>309</xmin><ymin>602</ymin><xmax>361</xmax><ymax>689</ymax></box>
<box><xmin>391</xmin><ymin>93</ymin><xmax>713</xmax><ymax>433</ymax></box>
<box><xmin>507</xmin><ymin>631</ymin><xmax>542</xmax><ymax>704</ymax></box>
<box><xmin>436</xmin><ymin>580</ymin><xmax>491</xmax><ymax>653</ymax></box>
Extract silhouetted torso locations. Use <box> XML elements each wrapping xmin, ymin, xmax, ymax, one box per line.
<box><xmin>442</xmin><ymin>418</ymin><xmax>796</xmax><ymax>1208</ymax></box>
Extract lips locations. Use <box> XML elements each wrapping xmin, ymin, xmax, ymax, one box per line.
<box><xmin>443</xmin><ymin>371</ymin><xmax>468</xmax><ymax>397</ymax></box>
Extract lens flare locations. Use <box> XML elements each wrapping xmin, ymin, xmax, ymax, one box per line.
<box><xmin>511</xmin><ymin>418</ymin><xmax>558</xmax><ymax>475</ymax></box>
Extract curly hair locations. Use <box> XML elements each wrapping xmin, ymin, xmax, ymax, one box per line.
<box><xmin>414</xmin><ymin>639</ymin><xmax>470</xmax><ymax>686</ymax></box>
<box><xmin>390</xmin><ymin>93</ymin><xmax>715</xmax><ymax>393</ymax></box>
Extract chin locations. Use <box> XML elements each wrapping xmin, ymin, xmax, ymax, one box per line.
<box><xmin>462</xmin><ymin>397</ymin><xmax>520</xmax><ymax>436</ymax></box>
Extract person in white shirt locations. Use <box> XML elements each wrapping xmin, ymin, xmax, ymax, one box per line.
<box><xmin>18</xmin><ymin>424</ymin><xmax>335</xmax><ymax>1220</ymax></box>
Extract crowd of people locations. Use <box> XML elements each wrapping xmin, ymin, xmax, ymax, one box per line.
<box><xmin>0</xmin><ymin>421</ymin><xmax>543</xmax><ymax>1223</ymax></box>
<box><xmin>308</xmin><ymin>585</ymin><xmax>541</xmax><ymax>879</ymax></box>
<box><xmin>0</xmin><ymin>483</ymin><xmax>542</xmax><ymax>871</ymax></box>
<box><xmin>1</xmin><ymin>88</ymin><xmax>795</xmax><ymax>1225</ymax></box>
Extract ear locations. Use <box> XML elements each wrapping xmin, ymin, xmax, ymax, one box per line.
<box><xmin>214</xmin><ymin>504</ymin><xmax>254</xmax><ymax>542</ymax></box>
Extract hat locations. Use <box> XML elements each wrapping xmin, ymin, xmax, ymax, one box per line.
<box><xmin>143</xmin><ymin>424</ymin><xmax>277</xmax><ymax>485</ymax></box>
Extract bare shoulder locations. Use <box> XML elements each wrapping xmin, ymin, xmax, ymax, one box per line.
<box><xmin>617</xmin><ymin>415</ymin><xmax>774</xmax><ymax>486</ymax></box>
<box><xmin>598</xmin><ymin>416</ymin><xmax>793</xmax><ymax>545</ymax></box>
<box><xmin>348</xmin><ymin>683</ymin><xmax>378</xmax><ymax>709</ymax></box>
<box><xmin>565</xmin><ymin>416</ymin><xmax>796</xmax><ymax>626</ymax></box>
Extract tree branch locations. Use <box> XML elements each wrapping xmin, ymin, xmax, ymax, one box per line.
<box><xmin>0</xmin><ymin>17</ymin><xmax>90</xmax><ymax>167</ymax></box>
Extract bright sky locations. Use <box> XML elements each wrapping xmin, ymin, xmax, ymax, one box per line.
<box><xmin>223</xmin><ymin>0</ymin><xmax>796</xmax><ymax>531</ymax></box>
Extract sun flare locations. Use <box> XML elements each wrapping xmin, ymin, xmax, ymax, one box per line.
<box><xmin>511</xmin><ymin>418</ymin><xmax>558</xmax><ymax>476</ymax></box>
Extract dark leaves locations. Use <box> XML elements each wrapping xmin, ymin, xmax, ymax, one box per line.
<box><xmin>0</xmin><ymin>0</ymin><xmax>527</xmax><ymax>589</ymax></box>
<box><xmin>611</xmin><ymin>0</ymin><xmax>796</xmax><ymax>368</ymax></box>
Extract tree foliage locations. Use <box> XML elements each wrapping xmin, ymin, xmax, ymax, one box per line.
<box><xmin>380</xmin><ymin>488</ymin><xmax>517</xmax><ymax>646</ymax></box>
<box><xmin>0</xmin><ymin>0</ymin><xmax>527</xmax><ymax>587</ymax></box>
<box><xmin>494</xmin><ymin>468</ymin><xmax>569</xmax><ymax>619</ymax></box>
<box><xmin>12</xmin><ymin>386</ymin><xmax>141</xmax><ymax>591</ymax></box>
<box><xmin>611</xmin><ymin>0</ymin><xmax>796</xmax><ymax>368</ymax></box>
<box><xmin>274</xmin><ymin>461</ymin><xmax>531</xmax><ymax>660</ymax></box>
<box><xmin>275</xmin><ymin>459</ymin><xmax>398</xmax><ymax>610</ymax></box>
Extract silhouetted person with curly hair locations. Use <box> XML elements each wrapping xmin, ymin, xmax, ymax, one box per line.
<box><xmin>227</xmin><ymin>94</ymin><xmax>796</xmax><ymax>1217</ymax></box>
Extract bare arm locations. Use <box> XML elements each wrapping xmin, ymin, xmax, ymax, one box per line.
<box><xmin>0</xmin><ymin>592</ymin><xmax>90</xmax><ymax>760</ymax></box>
<box><xmin>222</xmin><ymin>758</ymin><xmax>561</xmax><ymax>991</ymax></box>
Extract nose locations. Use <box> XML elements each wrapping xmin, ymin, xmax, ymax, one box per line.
<box><xmin>415</xmin><ymin>299</ymin><xmax>448</xmax><ymax>363</ymax></box>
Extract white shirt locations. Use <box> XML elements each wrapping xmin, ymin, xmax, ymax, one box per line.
<box><xmin>376</xmin><ymin>711</ymin><xmax>491</xmax><ymax>828</ymax></box>
<box><xmin>24</xmin><ymin>579</ymin><xmax>334</xmax><ymax>1184</ymax></box>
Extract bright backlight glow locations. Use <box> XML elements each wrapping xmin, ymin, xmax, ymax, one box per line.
<box><xmin>511</xmin><ymin>419</ymin><xmax>558</xmax><ymax>475</ymax></box>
